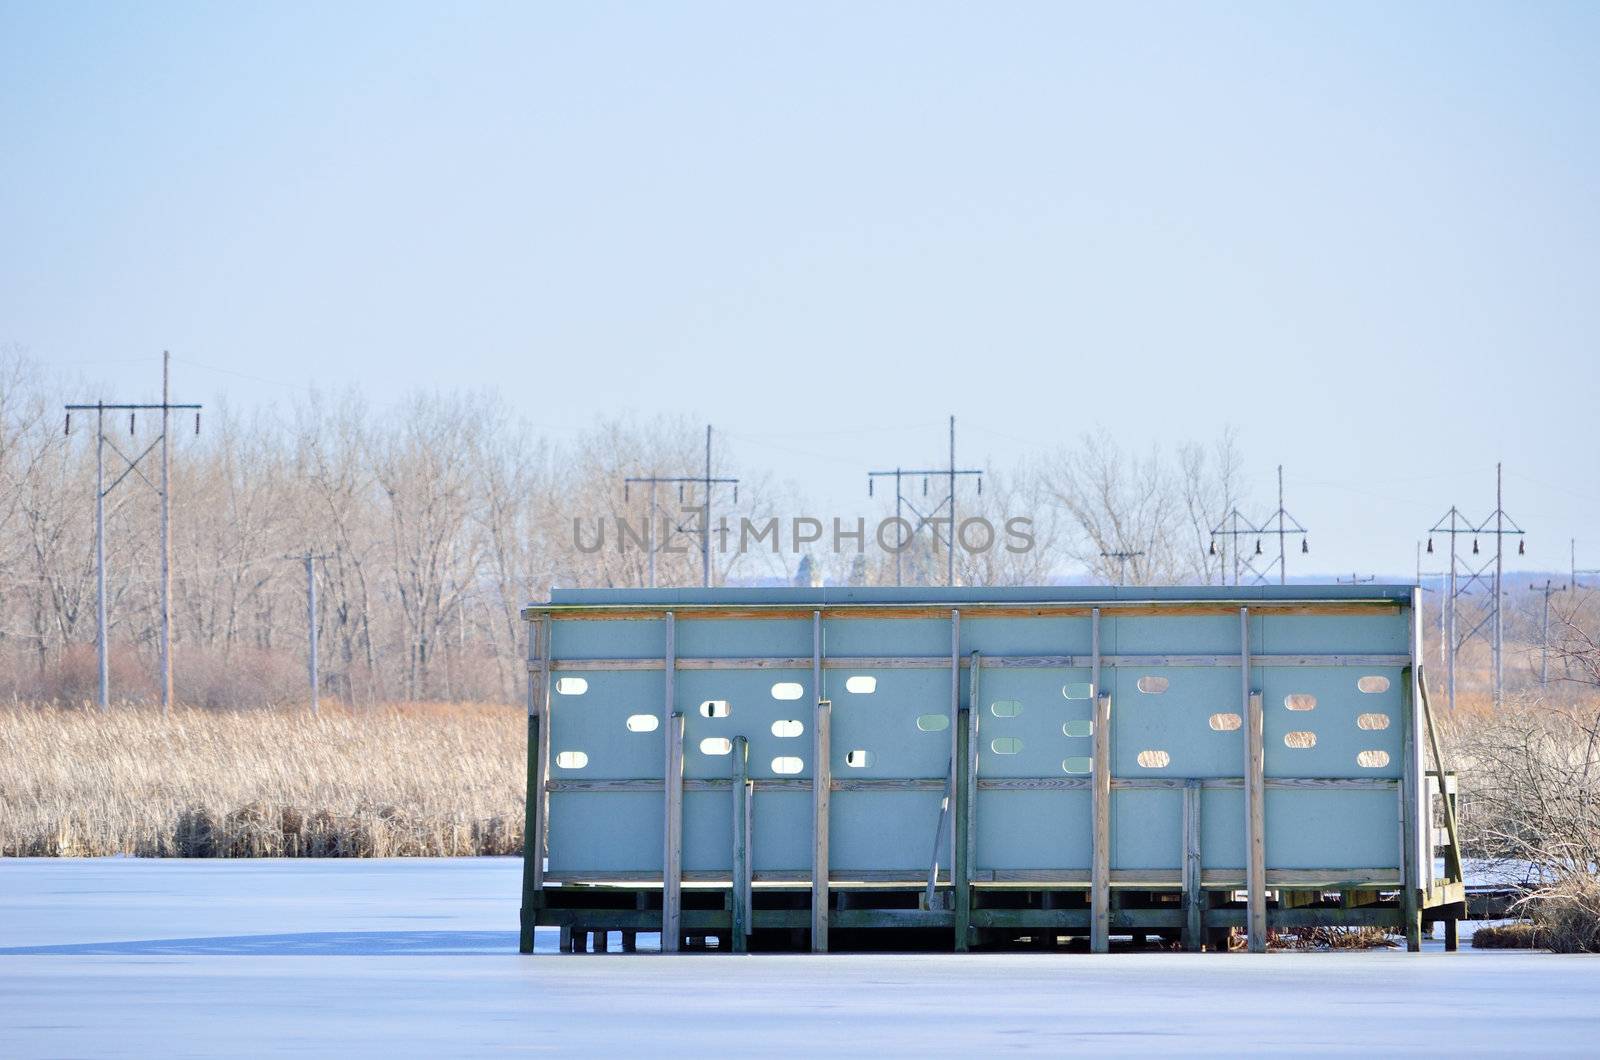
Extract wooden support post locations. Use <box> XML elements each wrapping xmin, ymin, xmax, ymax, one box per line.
<box><xmin>955</xmin><ymin>651</ymin><xmax>981</xmax><ymax>952</ymax></box>
<box><xmin>593</xmin><ymin>929</ymin><xmax>609</xmax><ymax>953</ymax></box>
<box><xmin>1444</xmin><ymin>910</ymin><xmax>1459</xmax><ymax>952</ymax></box>
<box><xmin>663</xmin><ymin>710</ymin><xmax>684</xmax><ymax>952</ymax></box>
<box><xmin>1401</xmin><ymin>666</ymin><xmax>1422</xmax><ymax>952</ymax></box>
<box><xmin>559</xmin><ymin>924</ymin><xmax>574</xmax><ymax>953</ymax></box>
<box><xmin>812</xmin><ymin>608</ymin><xmax>830</xmax><ymax>953</ymax></box>
<box><xmin>1182</xmin><ymin>778</ymin><xmax>1202</xmax><ymax>952</ymax></box>
<box><xmin>1419</xmin><ymin>668</ymin><xmax>1463</xmax><ymax>883</ymax></box>
<box><xmin>1243</xmin><ymin>607</ymin><xmax>1267</xmax><ymax>954</ymax></box>
<box><xmin>954</xmin><ymin>710</ymin><xmax>974</xmax><ymax>950</ymax></box>
<box><xmin>520</xmin><ymin>616</ymin><xmax>549</xmax><ymax>955</ymax></box>
<box><xmin>1090</xmin><ymin>608</ymin><xmax>1110</xmax><ymax>954</ymax></box>
<box><xmin>662</xmin><ymin>609</ymin><xmax>683</xmax><ymax>954</ymax></box>
<box><xmin>732</xmin><ymin>734</ymin><xmax>751</xmax><ymax>953</ymax></box>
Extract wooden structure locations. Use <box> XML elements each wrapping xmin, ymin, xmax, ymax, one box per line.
<box><xmin>518</xmin><ymin>585</ymin><xmax>1466</xmax><ymax>953</ymax></box>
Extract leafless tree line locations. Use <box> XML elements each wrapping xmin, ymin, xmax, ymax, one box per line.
<box><xmin>2</xmin><ymin>350</ymin><xmax>1256</xmax><ymax>707</ymax></box>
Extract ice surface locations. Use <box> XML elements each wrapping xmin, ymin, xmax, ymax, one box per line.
<box><xmin>2</xmin><ymin>857</ymin><xmax>1598</xmax><ymax>1057</ymax></box>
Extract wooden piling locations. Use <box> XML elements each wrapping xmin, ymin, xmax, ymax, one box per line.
<box><xmin>732</xmin><ymin>734</ymin><xmax>752</xmax><ymax>953</ymax></box>
<box><xmin>1182</xmin><ymin>778</ymin><xmax>1202</xmax><ymax>952</ymax></box>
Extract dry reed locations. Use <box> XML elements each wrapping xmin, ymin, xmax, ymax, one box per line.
<box><xmin>0</xmin><ymin>702</ymin><xmax>524</xmax><ymax>857</ymax></box>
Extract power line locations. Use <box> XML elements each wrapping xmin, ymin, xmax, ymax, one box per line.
<box><xmin>621</xmin><ymin>424</ymin><xmax>739</xmax><ymax>589</ymax></box>
<box><xmin>64</xmin><ymin>351</ymin><xmax>202</xmax><ymax>715</ymax></box>
<box><xmin>867</xmin><ymin>416</ymin><xmax>983</xmax><ymax>587</ymax></box>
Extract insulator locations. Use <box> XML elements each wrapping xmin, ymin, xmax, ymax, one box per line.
<box><xmin>64</xmin><ymin>412</ymin><xmax>71</xmax><ymax>435</ymax></box>
<box><xmin>976</xmin><ymin>478</ymin><xmax>983</xmax><ymax>496</ymax></box>
<box><xmin>678</xmin><ymin>484</ymin><xmax>685</xmax><ymax>503</ymax></box>
<box><xmin>1519</xmin><ymin>540</ymin><xmax>1525</xmax><ymax>555</ymax></box>
<box><xmin>1254</xmin><ymin>539</ymin><xmax>1262</xmax><ymax>556</ymax></box>
<box><xmin>732</xmin><ymin>485</ymin><xmax>739</xmax><ymax>504</ymax></box>
<box><xmin>1473</xmin><ymin>539</ymin><xmax>1479</xmax><ymax>555</ymax></box>
<box><xmin>194</xmin><ymin>412</ymin><xmax>201</xmax><ymax>435</ymax></box>
<box><xmin>130</xmin><ymin>412</ymin><xmax>136</xmax><ymax>434</ymax></box>
<box><xmin>1302</xmin><ymin>539</ymin><xmax>1309</xmax><ymax>554</ymax></box>
<box><xmin>623</xmin><ymin>483</ymin><xmax>630</xmax><ymax>502</ymax></box>
<box><xmin>1208</xmin><ymin>540</ymin><xmax>1216</xmax><ymax>556</ymax></box>
<box><xmin>922</xmin><ymin>477</ymin><xmax>929</xmax><ymax>496</ymax></box>
<box><xmin>1426</xmin><ymin>538</ymin><xmax>1434</xmax><ymax>554</ymax></box>
<box><xmin>868</xmin><ymin>479</ymin><xmax>875</xmax><ymax>498</ymax></box>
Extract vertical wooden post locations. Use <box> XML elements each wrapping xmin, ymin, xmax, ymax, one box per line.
<box><xmin>732</xmin><ymin>734</ymin><xmax>751</xmax><ymax>953</ymax></box>
<box><xmin>812</xmin><ymin>610</ymin><xmax>830</xmax><ymax>952</ymax></box>
<box><xmin>1401</xmin><ymin>666</ymin><xmax>1422</xmax><ymax>952</ymax></box>
<box><xmin>1182</xmin><ymin>777</ymin><xmax>1202</xmax><ymax>952</ymax></box>
<box><xmin>955</xmin><ymin>652</ymin><xmax>980</xmax><ymax>952</ymax></box>
<box><xmin>520</xmin><ymin>615</ymin><xmax>549</xmax><ymax>954</ymax></box>
<box><xmin>1243</xmin><ymin>606</ymin><xmax>1266</xmax><ymax>953</ymax></box>
<box><xmin>662</xmin><ymin>612</ymin><xmax>682</xmax><ymax>954</ymax></box>
<box><xmin>1419</xmin><ymin>668</ymin><xmax>1463</xmax><ymax>883</ymax></box>
<box><xmin>1090</xmin><ymin>608</ymin><xmax>1110</xmax><ymax>954</ymax></box>
<box><xmin>948</xmin><ymin>609</ymin><xmax>961</xmax><ymax>878</ymax></box>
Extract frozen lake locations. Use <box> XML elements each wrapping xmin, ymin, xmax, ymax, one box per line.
<box><xmin>2</xmin><ymin>858</ymin><xmax>1598</xmax><ymax>1057</ymax></box>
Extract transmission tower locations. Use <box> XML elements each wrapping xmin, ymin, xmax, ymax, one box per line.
<box><xmin>1417</xmin><ymin>541</ymin><xmax>1448</xmax><ymax>678</ymax></box>
<box><xmin>1424</xmin><ymin>462</ymin><xmax>1524</xmax><ymax>711</ymax></box>
<box><xmin>1100</xmin><ymin>550</ymin><xmax>1145</xmax><ymax>587</ymax></box>
<box><xmin>622</xmin><ymin>424</ymin><xmax>739</xmax><ymax>588</ymax></box>
<box><xmin>1529</xmin><ymin>578</ymin><xmax>1568</xmax><ymax>692</ymax></box>
<box><xmin>64</xmin><ymin>352</ymin><xmax>201</xmax><ymax>714</ymax></box>
<box><xmin>1209</xmin><ymin>465</ymin><xmax>1308</xmax><ymax>586</ymax></box>
<box><xmin>867</xmin><ymin>416</ymin><xmax>982</xmax><ymax>587</ymax></box>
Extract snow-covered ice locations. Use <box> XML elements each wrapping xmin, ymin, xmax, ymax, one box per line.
<box><xmin>2</xmin><ymin>857</ymin><xmax>1598</xmax><ymax>1057</ymax></box>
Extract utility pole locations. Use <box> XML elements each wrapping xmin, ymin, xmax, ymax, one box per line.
<box><xmin>868</xmin><ymin>416</ymin><xmax>983</xmax><ymax>587</ymax></box>
<box><xmin>1425</xmin><ymin>464</ymin><xmax>1524</xmax><ymax>712</ymax></box>
<box><xmin>1529</xmin><ymin>578</ymin><xmax>1568</xmax><ymax>692</ymax></box>
<box><xmin>1209</xmin><ymin>465</ymin><xmax>1307</xmax><ymax>586</ymax></box>
<box><xmin>1100</xmin><ymin>550</ymin><xmax>1144</xmax><ymax>587</ymax></box>
<box><xmin>284</xmin><ymin>551</ymin><xmax>332</xmax><ymax>715</ymax></box>
<box><xmin>66</xmin><ymin>357</ymin><xmax>201</xmax><ymax>714</ymax></box>
<box><xmin>1572</xmin><ymin>539</ymin><xmax>1600</xmax><ymax>589</ymax></box>
<box><xmin>623</xmin><ymin>424</ymin><xmax>739</xmax><ymax>589</ymax></box>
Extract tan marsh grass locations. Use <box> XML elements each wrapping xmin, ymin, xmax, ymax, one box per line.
<box><xmin>0</xmin><ymin>702</ymin><xmax>524</xmax><ymax>857</ymax></box>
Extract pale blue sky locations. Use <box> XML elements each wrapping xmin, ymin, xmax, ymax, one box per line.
<box><xmin>3</xmin><ymin>2</ymin><xmax>1596</xmax><ymax>577</ymax></box>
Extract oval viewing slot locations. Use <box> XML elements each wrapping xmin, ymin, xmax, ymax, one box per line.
<box><xmin>1284</xmin><ymin>731</ymin><xmax>1317</xmax><ymax>749</ymax></box>
<box><xmin>555</xmin><ymin>751</ymin><xmax>588</xmax><ymax>769</ymax></box>
<box><xmin>554</xmin><ymin>677</ymin><xmax>588</xmax><ymax>695</ymax></box>
<box><xmin>771</xmin><ymin>756</ymin><xmax>804</xmax><ymax>775</ymax></box>
<box><xmin>1136</xmin><ymin>749</ymin><xmax>1171</xmax><ymax>769</ymax></box>
<box><xmin>1209</xmin><ymin>713</ymin><xmax>1242</xmax><ymax>732</ymax></box>
<box><xmin>1136</xmin><ymin>676</ymin><xmax>1169</xmax><ymax>695</ymax></box>
<box><xmin>1062</xmin><ymin>756</ymin><xmax>1093</xmax><ymax>774</ymax></box>
<box><xmin>845</xmin><ymin>676</ymin><xmax>877</xmax><ymax>694</ymax></box>
<box><xmin>845</xmin><ymin>749</ymin><xmax>874</xmax><ymax>768</ymax></box>
<box><xmin>1357</xmin><ymin>713</ymin><xmax>1391</xmax><ymax>731</ymax></box>
<box><xmin>771</xmin><ymin>719</ymin><xmax>804</xmax><ymax>738</ymax></box>
<box><xmin>917</xmin><ymin>714</ymin><xmax>950</xmax><ymax>732</ymax></box>
<box><xmin>990</xmin><ymin>737</ymin><xmax>1024</xmax><ymax>755</ymax></box>
<box><xmin>1357</xmin><ymin>750</ymin><xmax>1391</xmax><ymax>768</ymax></box>
<box><xmin>1357</xmin><ymin>675</ymin><xmax>1391</xmax><ymax>694</ymax></box>
<box><xmin>1063</xmin><ymin>720</ymin><xmax>1093</xmax><ymax>738</ymax></box>
<box><xmin>990</xmin><ymin>699</ymin><xmax>1023</xmax><ymax>718</ymax></box>
<box><xmin>699</xmin><ymin>700</ymin><xmax>730</xmax><ymax>718</ymax></box>
<box><xmin>771</xmin><ymin>682</ymin><xmax>804</xmax><ymax>701</ymax></box>
<box><xmin>699</xmin><ymin>737</ymin><xmax>732</xmax><ymax>756</ymax></box>
<box><xmin>1284</xmin><ymin>694</ymin><xmax>1317</xmax><ymax>712</ymax></box>
<box><xmin>625</xmin><ymin>714</ymin><xmax>659</xmax><ymax>733</ymax></box>
<box><xmin>1062</xmin><ymin>682</ymin><xmax>1094</xmax><ymax>701</ymax></box>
